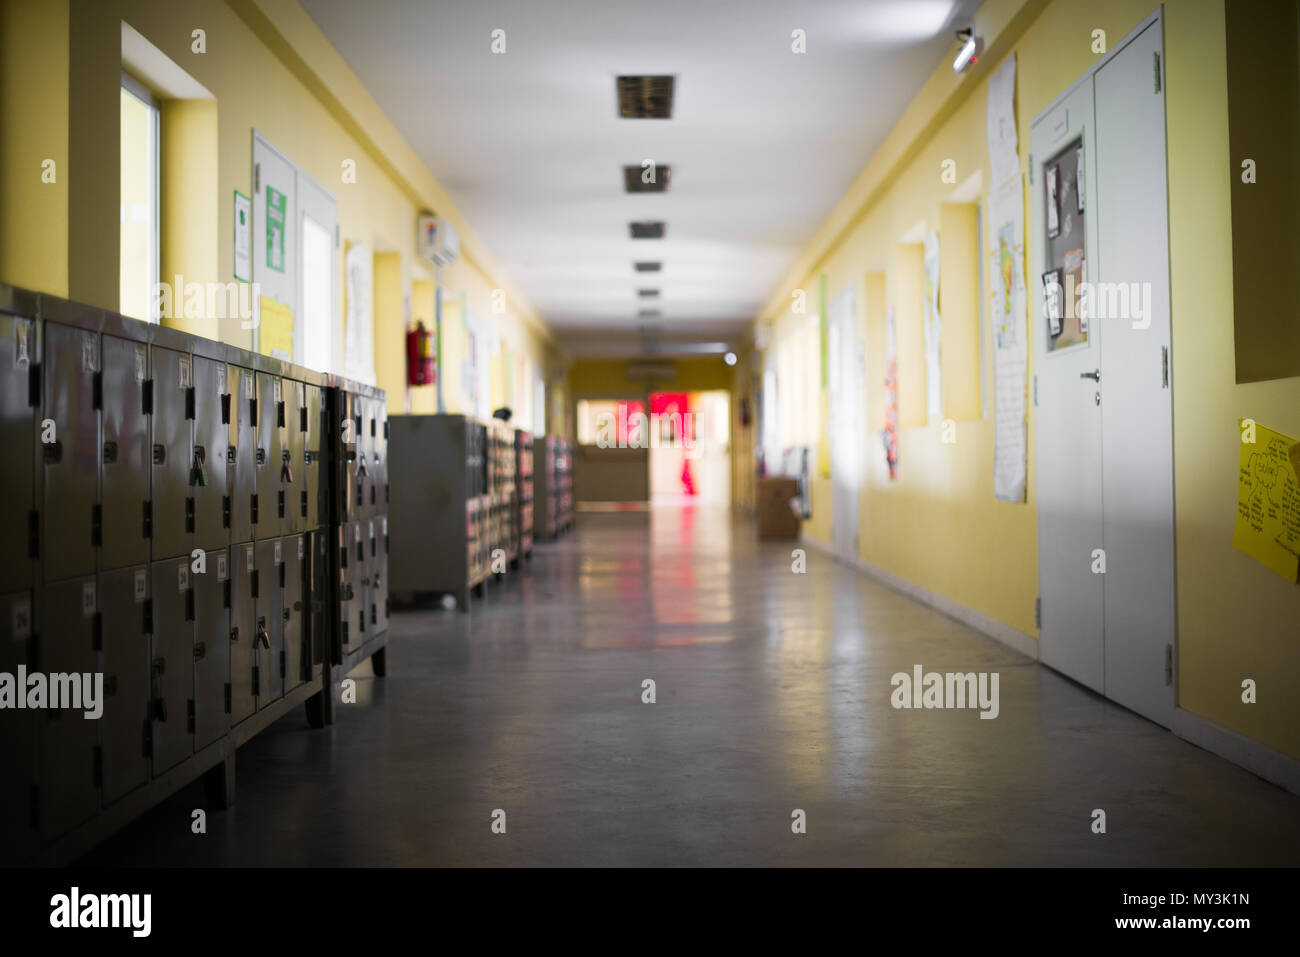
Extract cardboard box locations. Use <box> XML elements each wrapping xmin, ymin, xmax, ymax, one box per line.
<box><xmin>757</xmin><ymin>476</ymin><xmax>801</xmax><ymax>540</ymax></box>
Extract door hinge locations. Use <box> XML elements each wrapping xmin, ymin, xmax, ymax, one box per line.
<box><xmin>1161</xmin><ymin>346</ymin><xmax>1169</xmax><ymax>388</ymax></box>
<box><xmin>1164</xmin><ymin>644</ymin><xmax>1173</xmax><ymax>686</ymax></box>
<box><xmin>1034</xmin><ymin>596</ymin><xmax>1041</xmax><ymax>629</ymax></box>
<box><xmin>1153</xmin><ymin>51</ymin><xmax>1161</xmax><ymax>93</ymax></box>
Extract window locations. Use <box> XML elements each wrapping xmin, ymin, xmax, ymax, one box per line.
<box><xmin>300</xmin><ymin>214</ymin><xmax>333</xmax><ymax>371</ymax></box>
<box><xmin>120</xmin><ymin>74</ymin><xmax>159</xmax><ymax>322</ymax></box>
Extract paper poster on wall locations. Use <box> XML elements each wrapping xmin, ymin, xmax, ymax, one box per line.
<box><xmin>1232</xmin><ymin>420</ymin><xmax>1300</xmax><ymax>583</ymax></box>
<box><xmin>988</xmin><ymin>175</ymin><xmax>1028</xmax><ymax>503</ymax></box>
<box><xmin>881</xmin><ymin>306</ymin><xmax>900</xmax><ymax>480</ymax></box>
<box><xmin>257</xmin><ymin>296</ymin><xmax>293</xmax><ymax>360</ymax></box>
<box><xmin>265</xmin><ymin>186</ymin><xmax>286</xmax><ymax>273</ymax></box>
<box><xmin>343</xmin><ymin>242</ymin><xmax>374</xmax><ymax>384</ymax></box>
<box><xmin>987</xmin><ymin>54</ymin><xmax>1019</xmax><ymax>189</ymax></box>
<box><xmin>922</xmin><ymin>230</ymin><xmax>943</xmax><ymax>423</ymax></box>
<box><xmin>233</xmin><ymin>191</ymin><xmax>251</xmax><ymax>283</ymax></box>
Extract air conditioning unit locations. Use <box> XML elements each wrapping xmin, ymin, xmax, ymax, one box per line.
<box><xmin>417</xmin><ymin>214</ymin><xmax>459</xmax><ymax>267</ymax></box>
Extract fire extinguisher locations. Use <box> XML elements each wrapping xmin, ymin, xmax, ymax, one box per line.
<box><xmin>407</xmin><ymin>321</ymin><xmax>435</xmax><ymax>386</ymax></box>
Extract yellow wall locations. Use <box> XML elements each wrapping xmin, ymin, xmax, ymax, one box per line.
<box><xmin>755</xmin><ymin>0</ymin><xmax>1300</xmax><ymax>759</ymax></box>
<box><xmin>2</xmin><ymin>0</ymin><xmax>562</xmax><ymax>413</ymax></box>
<box><xmin>0</xmin><ymin>0</ymin><xmax>70</xmax><ymax>297</ymax></box>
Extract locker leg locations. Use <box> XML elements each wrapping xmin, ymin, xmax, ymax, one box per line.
<box><xmin>371</xmin><ymin>647</ymin><xmax>387</xmax><ymax>677</ymax></box>
<box><xmin>202</xmin><ymin>754</ymin><xmax>236</xmax><ymax>811</ymax></box>
<box><xmin>458</xmin><ymin>587</ymin><xmax>471</xmax><ymax>613</ymax></box>
<box><xmin>304</xmin><ymin>688</ymin><xmax>329</xmax><ymax>729</ymax></box>
<box><xmin>473</xmin><ymin>580</ymin><xmax>486</xmax><ymax>599</ymax></box>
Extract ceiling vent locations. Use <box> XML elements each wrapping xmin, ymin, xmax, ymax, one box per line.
<box><xmin>616</xmin><ymin>75</ymin><xmax>675</xmax><ymax>119</ymax></box>
<box><xmin>629</xmin><ymin>221</ymin><xmax>665</xmax><ymax>239</ymax></box>
<box><xmin>634</xmin><ymin>262</ymin><xmax>661</xmax><ymax>272</ymax></box>
<box><xmin>638</xmin><ymin>309</ymin><xmax>662</xmax><ymax>319</ymax></box>
<box><xmin>623</xmin><ymin>165</ymin><xmax>671</xmax><ymax>193</ymax></box>
<box><xmin>637</xmin><ymin>289</ymin><xmax>660</xmax><ymax>298</ymax></box>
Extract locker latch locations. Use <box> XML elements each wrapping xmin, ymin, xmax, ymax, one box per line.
<box><xmin>153</xmin><ymin>444</ymin><xmax>166</xmax><ymax>465</ymax></box>
<box><xmin>103</xmin><ymin>441</ymin><xmax>118</xmax><ymax>464</ymax></box>
<box><xmin>191</xmin><ymin>446</ymin><xmax>208</xmax><ymax>486</ymax></box>
<box><xmin>281</xmin><ymin>450</ymin><xmax>293</xmax><ymax>484</ymax></box>
<box><xmin>256</xmin><ymin>448</ymin><xmax>266</xmax><ymax>466</ymax></box>
<box><xmin>194</xmin><ymin>642</ymin><xmax>207</xmax><ymax>660</ymax></box>
<box><xmin>256</xmin><ymin>618</ymin><xmax>270</xmax><ymax>649</ymax></box>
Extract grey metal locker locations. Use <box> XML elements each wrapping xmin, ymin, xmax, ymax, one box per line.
<box><xmin>255</xmin><ymin>537</ymin><xmax>284</xmax><ymax>706</ymax></box>
<box><xmin>98</xmin><ymin>565</ymin><xmax>150</xmax><ymax>806</ymax></box>
<box><xmin>253</xmin><ymin>372</ymin><xmax>284</xmax><ymax>539</ymax></box>
<box><xmin>282</xmin><ymin>534</ymin><xmax>306</xmax><ymax>692</ymax></box>
<box><xmin>0</xmin><ymin>311</ymin><xmax>36</xmax><ymax>594</ymax></box>
<box><xmin>338</xmin><ymin>520</ymin><xmax>356</xmax><ymax>651</ymax></box>
<box><xmin>307</xmin><ymin>529</ymin><xmax>328</xmax><ymax>676</ymax></box>
<box><xmin>373</xmin><ymin>401</ymin><xmax>388</xmax><ymax>512</ymax></box>
<box><xmin>228</xmin><ymin>366</ymin><xmax>256</xmax><ymax>543</ymax></box>
<box><xmin>100</xmin><ymin>335</ymin><xmax>150</xmax><ymax>571</ymax></box>
<box><xmin>37</xmin><ymin>576</ymin><xmax>100</xmax><ymax>840</ymax></box>
<box><xmin>283</xmin><ymin>378</ymin><xmax>306</xmax><ymax>534</ymax></box>
<box><xmin>41</xmin><ymin>322</ymin><xmax>100</xmax><ymax>583</ymax></box>
<box><xmin>0</xmin><ymin>588</ymin><xmax>39</xmax><ymax>863</ymax></box>
<box><xmin>150</xmin><ymin>347</ymin><xmax>193</xmax><ymax>560</ymax></box>
<box><xmin>356</xmin><ymin>393</ymin><xmax>374</xmax><ymax>521</ymax></box>
<box><xmin>303</xmin><ymin>382</ymin><xmax>323</xmax><ymax>530</ymax></box>
<box><xmin>149</xmin><ymin>557</ymin><xmax>194</xmax><ymax>775</ymax></box>
<box><xmin>192</xmin><ymin>356</ymin><xmax>230</xmax><ymax>552</ymax></box>
<box><xmin>229</xmin><ymin>541</ymin><xmax>257</xmax><ymax>725</ymax></box>
<box><xmin>193</xmin><ymin>547</ymin><xmax>230</xmax><ymax>750</ymax></box>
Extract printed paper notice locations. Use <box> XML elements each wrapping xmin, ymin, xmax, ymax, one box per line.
<box><xmin>989</xmin><ymin>175</ymin><xmax>1027</xmax><ymax>503</ymax></box>
<box><xmin>257</xmin><ymin>296</ymin><xmax>294</xmax><ymax>361</ymax></box>
<box><xmin>1233</xmin><ymin>420</ymin><xmax>1300</xmax><ymax>583</ymax></box>
<box><xmin>987</xmin><ymin>54</ymin><xmax>1019</xmax><ymax>190</ymax></box>
<box><xmin>923</xmin><ymin>231</ymin><xmax>942</xmax><ymax>423</ymax></box>
<box><xmin>234</xmin><ymin>191</ymin><xmax>251</xmax><ymax>283</ymax></box>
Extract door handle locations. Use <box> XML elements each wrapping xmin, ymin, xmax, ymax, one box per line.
<box><xmin>1079</xmin><ymin>369</ymin><xmax>1101</xmax><ymax>381</ymax></box>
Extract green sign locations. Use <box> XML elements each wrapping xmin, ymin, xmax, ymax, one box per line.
<box><xmin>265</xmin><ymin>186</ymin><xmax>286</xmax><ymax>273</ymax></box>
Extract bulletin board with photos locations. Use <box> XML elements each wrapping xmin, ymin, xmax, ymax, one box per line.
<box><xmin>1040</xmin><ymin>137</ymin><xmax>1088</xmax><ymax>353</ymax></box>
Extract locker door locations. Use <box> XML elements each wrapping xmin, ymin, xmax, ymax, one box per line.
<box><xmin>192</xmin><ymin>357</ymin><xmax>230</xmax><ymax>552</ymax></box>
<box><xmin>283</xmin><ymin>379</ymin><xmax>306</xmax><ymax>534</ymax></box>
<box><xmin>303</xmin><ymin>383</ymin><xmax>323</xmax><ymax>529</ymax></box>
<box><xmin>307</xmin><ymin>530</ymin><xmax>328</xmax><ymax>676</ymax></box>
<box><xmin>373</xmin><ymin>400</ymin><xmax>387</xmax><ymax>512</ymax></box>
<box><xmin>338</xmin><ymin>521</ymin><xmax>354</xmax><ymax>651</ymax></box>
<box><xmin>37</xmin><ymin>576</ymin><xmax>100</xmax><ymax>839</ymax></box>
<box><xmin>341</xmin><ymin>392</ymin><xmax>358</xmax><ymax>523</ymax></box>
<box><xmin>229</xmin><ymin>542</ymin><xmax>257</xmax><ymax>725</ymax></box>
<box><xmin>372</xmin><ymin>516</ymin><xmax>388</xmax><ymax>634</ymax></box>
<box><xmin>151</xmin><ymin>348</ymin><xmax>193</xmax><ymax>560</ymax></box>
<box><xmin>98</xmin><ymin>565</ymin><xmax>150</xmax><ymax>806</ymax></box>
<box><xmin>282</xmin><ymin>535</ymin><xmax>306</xmax><ymax>692</ymax></box>
<box><xmin>149</xmin><ymin>558</ymin><xmax>194</xmax><ymax>774</ymax></box>
<box><xmin>41</xmin><ymin>323</ymin><xmax>100</xmax><ymax>583</ymax></box>
<box><xmin>254</xmin><ymin>372</ymin><xmax>284</xmax><ymax>539</ymax></box>
<box><xmin>100</xmin><ymin>336</ymin><xmax>150</xmax><ymax>570</ymax></box>
<box><xmin>255</xmin><ymin>538</ymin><xmax>284</xmax><ymax>706</ymax></box>
<box><xmin>228</xmin><ymin>366</ymin><xmax>256</xmax><ymax>543</ymax></box>
<box><xmin>1</xmin><ymin>313</ymin><xmax>36</xmax><ymax>594</ymax></box>
<box><xmin>352</xmin><ymin>520</ymin><xmax>367</xmax><ymax>647</ymax></box>
<box><xmin>193</xmin><ymin>547</ymin><xmax>231</xmax><ymax>749</ymax></box>
<box><xmin>0</xmin><ymin>589</ymin><xmax>39</xmax><ymax>863</ymax></box>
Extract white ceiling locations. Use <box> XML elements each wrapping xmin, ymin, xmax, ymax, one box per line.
<box><xmin>300</xmin><ymin>0</ymin><xmax>981</xmax><ymax>353</ymax></box>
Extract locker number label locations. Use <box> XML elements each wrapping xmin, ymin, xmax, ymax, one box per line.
<box><xmin>382</xmin><ymin>517</ymin><xmax>388</xmax><ymax>535</ymax></box>
<box><xmin>11</xmin><ymin>599</ymin><xmax>31</xmax><ymax>639</ymax></box>
<box><xmin>274</xmin><ymin>379</ymin><xmax>282</xmax><ymax>402</ymax></box>
<box><xmin>81</xmin><ymin>334</ymin><xmax>95</xmax><ymax>373</ymax></box>
<box><xmin>134</xmin><ymin>346</ymin><xmax>146</xmax><ymax>382</ymax></box>
<box><xmin>246</xmin><ymin>545</ymin><xmax>254</xmax><ymax>567</ymax></box>
<box><xmin>245</xmin><ymin>372</ymin><xmax>254</xmax><ymax>399</ymax></box>
<box><xmin>217</xmin><ymin>366</ymin><xmax>227</xmax><ymax>394</ymax></box>
<box><xmin>178</xmin><ymin>564</ymin><xmax>190</xmax><ymax>593</ymax></box>
<box><xmin>297</xmin><ymin>536</ymin><xmax>305</xmax><ymax>560</ymax></box>
<box><xmin>133</xmin><ymin>569</ymin><xmax>147</xmax><ymax>603</ymax></box>
<box><xmin>274</xmin><ymin>541</ymin><xmax>282</xmax><ymax>565</ymax></box>
<box><xmin>179</xmin><ymin>358</ymin><xmax>192</xmax><ymax>389</ymax></box>
<box><xmin>354</xmin><ymin>525</ymin><xmax>361</xmax><ymax>543</ymax></box>
<box><xmin>81</xmin><ymin>581</ymin><xmax>96</xmax><ymax>617</ymax></box>
<box><xmin>217</xmin><ymin>553</ymin><xmax>228</xmax><ymax>582</ymax></box>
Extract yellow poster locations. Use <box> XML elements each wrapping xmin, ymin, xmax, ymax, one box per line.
<box><xmin>1233</xmin><ymin>420</ymin><xmax>1300</xmax><ymax>584</ymax></box>
<box><xmin>258</xmin><ymin>296</ymin><xmax>294</xmax><ymax>360</ymax></box>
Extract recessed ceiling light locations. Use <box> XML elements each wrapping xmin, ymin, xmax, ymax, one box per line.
<box><xmin>637</xmin><ymin>289</ymin><xmax>659</xmax><ymax>298</ymax></box>
<box><xmin>634</xmin><ymin>262</ymin><xmax>661</xmax><ymax>272</ymax></box>
<box><xmin>638</xmin><ymin>309</ymin><xmax>662</xmax><ymax>319</ymax></box>
<box><xmin>629</xmin><ymin>221</ymin><xmax>666</xmax><ymax>239</ymax></box>
<box><xmin>623</xmin><ymin>165</ymin><xmax>671</xmax><ymax>193</ymax></box>
<box><xmin>616</xmin><ymin>75</ymin><xmax>675</xmax><ymax>119</ymax></box>
<box><xmin>724</xmin><ymin>352</ymin><xmax>738</xmax><ymax>366</ymax></box>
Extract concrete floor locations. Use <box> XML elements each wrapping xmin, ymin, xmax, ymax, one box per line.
<box><xmin>83</xmin><ymin>506</ymin><xmax>1300</xmax><ymax>866</ymax></box>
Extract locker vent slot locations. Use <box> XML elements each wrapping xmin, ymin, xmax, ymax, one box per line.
<box><xmin>222</xmin><ymin>495</ymin><xmax>231</xmax><ymax>528</ymax></box>
<box><xmin>27</xmin><ymin>510</ymin><xmax>39</xmax><ymax>558</ymax></box>
<box><xmin>143</xmin><ymin>599</ymin><xmax>153</xmax><ymax>634</ymax></box>
<box><xmin>92</xmin><ymin>504</ymin><xmax>102</xmax><ymax>546</ymax></box>
<box><xmin>28</xmin><ymin>363</ymin><xmax>40</xmax><ymax>407</ymax></box>
<box><xmin>251</xmin><ymin>569</ymin><xmax>259</xmax><ymax>599</ymax></box>
<box><xmin>249</xmin><ymin>397</ymin><xmax>257</xmax><ymax>427</ymax></box>
<box><xmin>185</xmin><ymin>588</ymin><xmax>195</xmax><ymax>622</ymax></box>
<box><xmin>278</xmin><ymin>490</ymin><xmax>285</xmax><ymax>518</ymax></box>
<box><xmin>300</xmin><ymin>406</ymin><xmax>308</xmax><ymax>432</ymax></box>
<box><xmin>93</xmin><ymin>747</ymin><xmax>103</xmax><ymax>788</ymax></box>
<box><xmin>224</xmin><ymin>683</ymin><xmax>232</xmax><ymax>714</ymax></box>
<box><xmin>142</xmin><ymin>379</ymin><xmax>153</xmax><ymax>414</ymax></box>
<box><xmin>186</xmin><ymin>700</ymin><xmax>195</xmax><ymax>733</ymax></box>
<box><xmin>185</xmin><ymin>497</ymin><xmax>196</xmax><ymax>532</ymax></box>
<box><xmin>301</xmin><ymin>491</ymin><xmax>308</xmax><ymax>518</ymax></box>
<box><xmin>251</xmin><ymin>494</ymin><xmax>259</xmax><ymax>524</ymax></box>
<box><xmin>220</xmin><ymin>393</ymin><xmax>231</xmax><ymax>424</ymax></box>
<box><xmin>277</xmin><ymin>401</ymin><xmax>286</xmax><ymax>428</ymax></box>
<box><xmin>92</xmin><ymin>371</ymin><xmax>102</xmax><ymax>410</ymax></box>
<box><xmin>185</xmin><ymin>387</ymin><xmax>196</xmax><ymax>420</ymax></box>
<box><xmin>142</xmin><ymin>500</ymin><xmax>152</xmax><ymax>539</ymax></box>
<box><xmin>92</xmin><ymin>612</ymin><xmax>102</xmax><ymax>651</ymax></box>
<box><xmin>223</xmin><ymin>580</ymin><xmax>231</xmax><ymax>608</ymax></box>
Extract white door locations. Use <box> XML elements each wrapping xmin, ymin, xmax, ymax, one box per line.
<box><xmin>1094</xmin><ymin>21</ymin><xmax>1175</xmax><ymax>727</ymax></box>
<box><xmin>1032</xmin><ymin>13</ymin><xmax>1175</xmax><ymax>726</ymax></box>
<box><xmin>1031</xmin><ymin>80</ymin><xmax>1105</xmax><ymax>694</ymax></box>
<box><xmin>828</xmin><ymin>285</ymin><xmax>864</xmax><ymax>562</ymax></box>
<box><xmin>253</xmin><ymin>132</ymin><xmax>297</xmax><ymax>358</ymax></box>
<box><xmin>297</xmin><ymin>171</ymin><xmax>339</xmax><ymax>373</ymax></box>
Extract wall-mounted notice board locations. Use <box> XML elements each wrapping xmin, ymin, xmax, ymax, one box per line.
<box><xmin>1233</xmin><ymin>419</ymin><xmax>1300</xmax><ymax>583</ymax></box>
